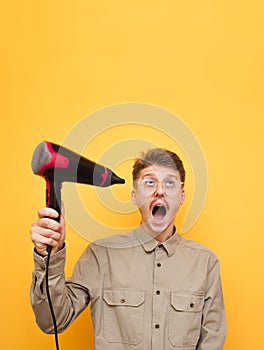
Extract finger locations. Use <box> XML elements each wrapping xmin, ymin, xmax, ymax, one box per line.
<box><xmin>31</xmin><ymin>227</ymin><xmax>61</xmax><ymax>251</ymax></box>
<box><xmin>60</xmin><ymin>201</ymin><xmax>65</xmax><ymax>226</ymax></box>
<box><xmin>38</xmin><ymin>217</ymin><xmax>61</xmax><ymax>232</ymax></box>
<box><xmin>42</xmin><ymin>227</ymin><xmax>61</xmax><ymax>241</ymax></box>
<box><xmin>31</xmin><ymin>222</ymin><xmax>62</xmax><ymax>244</ymax></box>
<box><xmin>61</xmin><ymin>201</ymin><xmax>65</xmax><ymax>215</ymax></box>
<box><xmin>34</xmin><ymin>242</ymin><xmax>49</xmax><ymax>256</ymax></box>
<box><xmin>38</xmin><ymin>207</ymin><xmax>59</xmax><ymax>220</ymax></box>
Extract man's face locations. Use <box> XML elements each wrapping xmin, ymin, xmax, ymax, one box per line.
<box><xmin>132</xmin><ymin>165</ymin><xmax>185</xmax><ymax>238</ymax></box>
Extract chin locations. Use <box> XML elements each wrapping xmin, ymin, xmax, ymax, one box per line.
<box><xmin>142</xmin><ymin>219</ymin><xmax>169</xmax><ymax>236</ymax></box>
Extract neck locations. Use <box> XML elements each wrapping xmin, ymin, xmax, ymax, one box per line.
<box><xmin>141</xmin><ymin>222</ymin><xmax>175</xmax><ymax>242</ymax></box>
<box><xmin>155</xmin><ymin>226</ymin><xmax>175</xmax><ymax>242</ymax></box>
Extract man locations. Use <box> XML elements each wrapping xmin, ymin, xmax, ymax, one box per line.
<box><xmin>30</xmin><ymin>148</ymin><xmax>226</xmax><ymax>349</ymax></box>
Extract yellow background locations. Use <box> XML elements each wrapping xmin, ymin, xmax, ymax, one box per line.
<box><xmin>1</xmin><ymin>1</ymin><xmax>264</xmax><ymax>349</ymax></box>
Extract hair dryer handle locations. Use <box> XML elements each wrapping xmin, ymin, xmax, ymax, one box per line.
<box><xmin>45</xmin><ymin>179</ymin><xmax>61</xmax><ymax>253</ymax></box>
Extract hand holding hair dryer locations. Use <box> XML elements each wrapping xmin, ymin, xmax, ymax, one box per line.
<box><xmin>31</xmin><ymin>140</ymin><xmax>125</xmax><ymax>343</ymax></box>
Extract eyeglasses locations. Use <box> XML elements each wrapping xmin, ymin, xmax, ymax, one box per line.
<box><xmin>137</xmin><ymin>177</ymin><xmax>184</xmax><ymax>195</ymax></box>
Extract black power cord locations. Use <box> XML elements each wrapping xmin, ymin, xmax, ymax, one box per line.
<box><xmin>46</xmin><ymin>248</ymin><xmax>60</xmax><ymax>350</ymax></box>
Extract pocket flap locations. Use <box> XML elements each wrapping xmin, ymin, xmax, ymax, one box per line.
<box><xmin>171</xmin><ymin>292</ymin><xmax>204</xmax><ymax>312</ymax></box>
<box><xmin>103</xmin><ymin>289</ymin><xmax>145</xmax><ymax>307</ymax></box>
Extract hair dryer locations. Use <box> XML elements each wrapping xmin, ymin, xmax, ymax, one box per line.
<box><xmin>31</xmin><ymin>140</ymin><xmax>125</xmax><ymax>228</ymax></box>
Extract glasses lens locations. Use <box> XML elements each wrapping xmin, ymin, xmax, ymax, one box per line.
<box><xmin>137</xmin><ymin>178</ymin><xmax>182</xmax><ymax>195</ymax></box>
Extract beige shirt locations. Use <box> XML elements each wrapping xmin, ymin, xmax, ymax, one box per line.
<box><xmin>31</xmin><ymin>226</ymin><xmax>226</xmax><ymax>350</ymax></box>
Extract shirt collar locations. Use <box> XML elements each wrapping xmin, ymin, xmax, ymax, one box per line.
<box><xmin>134</xmin><ymin>225</ymin><xmax>179</xmax><ymax>257</ymax></box>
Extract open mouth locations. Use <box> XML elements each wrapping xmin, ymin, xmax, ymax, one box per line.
<box><xmin>152</xmin><ymin>204</ymin><xmax>167</xmax><ymax>219</ymax></box>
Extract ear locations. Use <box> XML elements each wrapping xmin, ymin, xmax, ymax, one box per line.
<box><xmin>180</xmin><ymin>189</ymin><xmax>186</xmax><ymax>205</ymax></box>
<box><xmin>131</xmin><ymin>188</ymin><xmax>137</xmax><ymax>205</ymax></box>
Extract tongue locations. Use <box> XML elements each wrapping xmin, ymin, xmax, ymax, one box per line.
<box><xmin>152</xmin><ymin>205</ymin><xmax>166</xmax><ymax>219</ymax></box>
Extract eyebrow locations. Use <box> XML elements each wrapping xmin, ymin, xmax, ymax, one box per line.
<box><xmin>141</xmin><ymin>172</ymin><xmax>178</xmax><ymax>179</ymax></box>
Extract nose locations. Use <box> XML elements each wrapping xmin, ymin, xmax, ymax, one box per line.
<box><xmin>154</xmin><ymin>181</ymin><xmax>164</xmax><ymax>196</ymax></box>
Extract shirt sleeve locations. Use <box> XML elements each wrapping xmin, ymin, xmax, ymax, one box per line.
<box><xmin>196</xmin><ymin>254</ymin><xmax>227</xmax><ymax>349</ymax></box>
<box><xmin>30</xmin><ymin>244</ymin><xmax>96</xmax><ymax>334</ymax></box>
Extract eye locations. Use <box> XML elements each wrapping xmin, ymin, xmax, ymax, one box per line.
<box><xmin>143</xmin><ymin>178</ymin><xmax>156</xmax><ymax>187</ymax></box>
<box><xmin>165</xmin><ymin>179</ymin><xmax>176</xmax><ymax>187</ymax></box>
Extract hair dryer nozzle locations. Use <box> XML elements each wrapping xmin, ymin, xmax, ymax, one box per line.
<box><xmin>111</xmin><ymin>172</ymin><xmax>125</xmax><ymax>185</ymax></box>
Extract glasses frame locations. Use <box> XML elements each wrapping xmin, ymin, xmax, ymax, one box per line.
<box><xmin>136</xmin><ymin>177</ymin><xmax>184</xmax><ymax>195</ymax></box>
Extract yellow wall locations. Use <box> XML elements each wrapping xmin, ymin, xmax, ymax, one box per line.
<box><xmin>1</xmin><ymin>1</ymin><xmax>264</xmax><ymax>349</ymax></box>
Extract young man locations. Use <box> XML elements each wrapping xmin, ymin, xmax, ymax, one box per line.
<box><xmin>30</xmin><ymin>148</ymin><xmax>226</xmax><ymax>350</ymax></box>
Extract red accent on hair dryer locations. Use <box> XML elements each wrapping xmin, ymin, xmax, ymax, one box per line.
<box><xmin>31</xmin><ymin>141</ymin><xmax>125</xmax><ymax>251</ymax></box>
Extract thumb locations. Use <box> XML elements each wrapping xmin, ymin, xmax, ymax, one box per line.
<box><xmin>60</xmin><ymin>201</ymin><xmax>65</xmax><ymax>226</ymax></box>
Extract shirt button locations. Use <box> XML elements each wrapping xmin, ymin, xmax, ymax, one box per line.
<box><xmin>190</xmin><ymin>302</ymin><xmax>194</xmax><ymax>308</ymax></box>
<box><xmin>156</xmin><ymin>290</ymin><xmax>160</xmax><ymax>295</ymax></box>
<box><xmin>155</xmin><ymin>324</ymin><xmax>160</xmax><ymax>329</ymax></box>
<box><xmin>120</xmin><ymin>298</ymin><xmax>126</xmax><ymax>303</ymax></box>
<box><xmin>157</xmin><ymin>263</ymin><xmax>161</xmax><ymax>267</ymax></box>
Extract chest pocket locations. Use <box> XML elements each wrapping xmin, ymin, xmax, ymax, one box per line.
<box><xmin>103</xmin><ymin>289</ymin><xmax>145</xmax><ymax>345</ymax></box>
<box><xmin>169</xmin><ymin>291</ymin><xmax>204</xmax><ymax>348</ymax></box>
